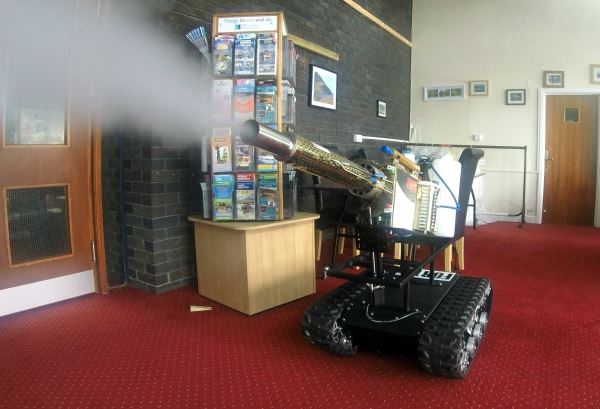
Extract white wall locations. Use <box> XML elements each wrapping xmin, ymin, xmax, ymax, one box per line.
<box><xmin>411</xmin><ymin>0</ymin><xmax>600</xmax><ymax>223</ymax></box>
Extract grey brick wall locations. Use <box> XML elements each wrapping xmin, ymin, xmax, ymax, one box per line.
<box><xmin>159</xmin><ymin>0</ymin><xmax>412</xmax><ymax>150</ymax></box>
<box><xmin>102</xmin><ymin>0</ymin><xmax>412</xmax><ymax>293</ymax></box>
<box><xmin>102</xmin><ymin>126</ymin><xmax>203</xmax><ymax>293</ymax></box>
<box><xmin>101</xmin><ymin>131</ymin><xmax>124</xmax><ymax>287</ymax></box>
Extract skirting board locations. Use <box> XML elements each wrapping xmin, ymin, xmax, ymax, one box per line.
<box><xmin>0</xmin><ymin>270</ymin><xmax>95</xmax><ymax>317</ymax></box>
<box><xmin>473</xmin><ymin>214</ymin><xmax>537</xmax><ymax>225</ymax></box>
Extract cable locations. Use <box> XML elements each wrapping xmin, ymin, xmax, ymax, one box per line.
<box><xmin>430</xmin><ymin>163</ymin><xmax>461</xmax><ymax>211</ymax></box>
<box><xmin>365</xmin><ymin>305</ymin><xmax>421</xmax><ymax>323</ymax></box>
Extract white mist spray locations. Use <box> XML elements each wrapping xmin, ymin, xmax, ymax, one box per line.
<box><xmin>0</xmin><ymin>0</ymin><xmax>210</xmax><ymax>137</ymax></box>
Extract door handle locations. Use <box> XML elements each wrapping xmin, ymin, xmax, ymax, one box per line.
<box><xmin>544</xmin><ymin>150</ymin><xmax>553</xmax><ymax>161</ymax></box>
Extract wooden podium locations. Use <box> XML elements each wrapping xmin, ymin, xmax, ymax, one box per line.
<box><xmin>188</xmin><ymin>212</ymin><xmax>318</xmax><ymax>315</ymax></box>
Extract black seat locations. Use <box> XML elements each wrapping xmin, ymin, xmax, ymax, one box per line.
<box><xmin>308</xmin><ymin>146</ymin><xmax>366</xmax><ymax>269</ymax></box>
<box><xmin>453</xmin><ymin>148</ymin><xmax>484</xmax><ymax>239</ymax></box>
<box><xmin>312</xmin><ymin>175</ymin><xmax>363</xmax><ymax>266</ymax></box>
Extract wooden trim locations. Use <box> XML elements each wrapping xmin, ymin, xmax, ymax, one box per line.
<box><xmin>188</xmin><ymin>212</ymin><xmax>319</xmax><ymax>230</ymax></box>
<box><xmin>214</xmin><ymin>11</ymin><xmax>283</xmax><ymax>19</ymax></box>
<box><xmin>90</xmin><ymin>0</ymin><xmax>111</xmax><ymax>294</ymax></box>
<box><xmin>341</xmin><ymin>0</ymin><xmax>412</xmax><ymax>48</ymax></box>
<box><xmin>276</xmin><ymin>14</ymin><xmax>285</xmax><ymax>220</ymax></box>
<box><xmin>2</xmin><ymin>187</ymin><xmax>11</xmax><ymax>269</ymax></box>
<box><xmin>276</xmin><ymin>14</ymin><xmax>284</xmax><ymax>129</ymax></box>
<box><xmin>91</xmin><ymin>112</ymin><xmax>107</xmax><ymax>293</ymax></box>
<box><xmin>287</xmin><ymin>34</ymin><xmax>339</xmax><ymax>61</ymax></box>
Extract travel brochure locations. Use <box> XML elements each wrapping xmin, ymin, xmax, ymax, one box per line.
<box><xmin>257</xmin><ymin>172</ymin><xmax>278</xmax><ymax>220</ymax></box>
<box><xmin>212</xmin><ymin>34</ymin><xmax>234</xmax><ymax>76</ymax></box>
<box><xmin>234</xmin><ymin>33</ymin><xmax>256</xmax><ymax>76</ymax></box>
<box><xmin>211</xmin><ymin>128</ymin><xmax>232</xmax><ymax>173</ymax></box>
<box><xmin>256</xmin><ymin>33</ymin><xmax>277</xmax><ymax>76</ymax></box>
<box><xmin>233</xmin><ymin>79</ymin><xmax>255</xmax><ymax>121</ymax></box>
<box><xmin>212</xmin><ymin>174</ymin><xmax>234</xmax><ymax>221</ymax></box>
<box><xmin>255</xmin><ymin>79</ymin><xmax>277</xmax><ymax>124</ymax></box>
<box><xmin>233</xmin><ymin>134</ymin><xmax>255</xmax><ymax>172</ymax></box>
<box><xmin>235</xmin><ymin>173</ymin><xmax>257</xmax><ymax>220</ymax></box>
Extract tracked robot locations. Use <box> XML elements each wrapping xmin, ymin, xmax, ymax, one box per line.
<box><xmin>240</xmin><ymin>120</ymin><xmax>492</xmax><ymax>378</ymax></box>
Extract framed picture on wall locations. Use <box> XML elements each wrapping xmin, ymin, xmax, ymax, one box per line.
<box><xmin>506</xmin><ymin>89</ymin><xmax>526</xmax><ymax>105</ymax></box>
<box><xmin>377</xmin><ymin>100</ymin><xmax>387</xmax><ymax>117</ymax></box>
<box><xmin>423</xmin><ymin>84</ymin><xmax>466</xmax><ymax>101</ymax></box>
<box><xmin>308</xmin><ymin>65</ymin><xmax>337</xmax><ymax>110</ymax></box>
<box><xmin>543</xmin><ymin>70</ymin><xmax>564</xmax><ymax>88</ymax></box>
<box><xmin>590</xmin><ymin>65</ymin><xmax>600</xmax><ymax>84</ymax></box>
<box><xmin>469</xmin><ymin>80</ymin><xmax>489</xmax><ymax>96</ymax></box>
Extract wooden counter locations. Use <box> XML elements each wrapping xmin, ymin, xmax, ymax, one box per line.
<box><xmin>188</xmin><ymin>212</ymin><xmax>319</xmax><ymax>315</ymax></box>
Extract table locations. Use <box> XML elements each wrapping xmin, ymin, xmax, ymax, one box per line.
<box><xmin>188</xmin><ymin>212</ymin><xmax>319</xmax><ymax>315</ymax></box>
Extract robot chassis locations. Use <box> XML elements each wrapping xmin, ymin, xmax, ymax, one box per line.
<box><xmin>241</xmin><ymin>121</ymin><xmax>492</xmax><ymax>378</ymax></box>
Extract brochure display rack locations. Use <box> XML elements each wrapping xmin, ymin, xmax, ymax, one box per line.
<box><xmin>209</xmin><ymin>12</ymin><xmax>296</xmax><ymax>221</ymax></box>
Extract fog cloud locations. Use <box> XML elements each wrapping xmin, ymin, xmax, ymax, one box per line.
<box><xmin>1</xmin><ymin>0</ymin><xmax>210</xmax><ymax>136</ymax></box>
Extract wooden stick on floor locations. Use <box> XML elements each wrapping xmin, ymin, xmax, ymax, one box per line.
<box><xmin>190</xmin><ymin>305</ymin><xmax>213</xmax><ymax>312</ymax></box>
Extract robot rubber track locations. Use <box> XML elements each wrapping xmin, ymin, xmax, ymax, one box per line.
<box><xmin>301</xmin><ymin>276</ymin><xmax>492</xmax><ymax>379</ymax></box>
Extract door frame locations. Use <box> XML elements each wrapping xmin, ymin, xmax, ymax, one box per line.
<box><xmin>92</xmin><ymin>108</ymin><xmax>108</xmax><ymax>294</ymax></box>
<box><xmin>91</xmin><ymin>0</ymin><xmax>111</xmax><ymax>294</ymax></box>
<box><xmin>537</xmin><ymin>88</ymin><xmax>600</xmax><ymax>226</ymax></box>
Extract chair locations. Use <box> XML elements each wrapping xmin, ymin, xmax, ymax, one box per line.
<box><xmin>444</xmin><ymin>237</ymin><xmax>464</xmax><ymax>270</ymax></box>
<box><xmin>312</xmin><ymin>175</ymin><xmax>362</xmax><ymax>265</ymax></box>
<box><xmin>305</xmin><ymin>145</ymin><xmax>366</xmax><ymax>266</ymax></box>
<box><xmin>442</xmin><ymin>149</ymin><xmax>484</xmax><ymax>271</ymax></box>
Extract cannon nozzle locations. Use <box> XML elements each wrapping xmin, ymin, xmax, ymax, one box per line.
<box><xmin>240</xmin><ymin>120</ymin><xmax>296</xmax><ymax>161</ymax></box>
<box><xmin>240</xmin><ymin>120</ymin><xmax>391</xmax><ymax>199</ymax></box>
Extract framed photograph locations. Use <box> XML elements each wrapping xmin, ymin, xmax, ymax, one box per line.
<box><xmin>377</xmin><ymin>100</ymin><xmax>387</xmax><ymax>118</ymax></box>
<box><xmin>469</xmin><ymin>80</ymin><xmax>489</xmax><ymax>96</ymax></box>
<box><xmin>506</xmin><ymin>89</ymin><xmax>526</xmax><ymax>105</ymax></box>
<box><xmin>543</xmin><ymin>70</ymin><xmax>564</xmax><ymax>88</ymax></box>
<box><xmin>308</xmin><ymin>65</ymin><xmax>337</xmax><ymax>110</ymax></box>
<box><xmin>423</xmin><ymin>84</ymin><xmax>466</xmax><ymax>101</ymax></box>
<box><xmin>590</xmin><ymin>65</ymin><xmax>600</xmax><ymax>84</ymax></box>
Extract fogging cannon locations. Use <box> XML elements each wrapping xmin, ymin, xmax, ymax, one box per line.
<box><xmin>241</xmin><ymin>120</ymin><xmax>403</xmax><ymax>219</ymax></box>
<box><xmin>241</xmin><ymin>120</ymin><xmax>442</xmax><ymax>231</ymax></box>
<box><xmin>241</xmin><ymin>120</ymin><xmax>492</xmax><ymax>379</ymax></box>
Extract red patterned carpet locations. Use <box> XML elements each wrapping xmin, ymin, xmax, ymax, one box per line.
<box><xmin>1</xmin><ymin>222</ymin><xmax>599</xmax><ymax>408</ymax></box>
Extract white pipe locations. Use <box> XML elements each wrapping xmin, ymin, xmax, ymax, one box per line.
<box><xmin>353</xmin><ymin>134</ymin><xmax>408</xmax><ymax>143</ymax></box>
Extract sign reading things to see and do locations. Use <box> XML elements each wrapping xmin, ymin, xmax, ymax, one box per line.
<box><xmin>217</xmin><ymin>15</ymin><xmax>278</xmax><ymax>33</ymax></box>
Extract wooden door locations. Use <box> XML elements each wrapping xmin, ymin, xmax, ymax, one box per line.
<box><xmin>544</xmin><ymin>95</ymin><xmax>598</xmax><ymax>225</ymax></box>
<box><xmin>0</xmin><ymin>0</ymin><xmax>98</xmax><ymax>290</ymax></box>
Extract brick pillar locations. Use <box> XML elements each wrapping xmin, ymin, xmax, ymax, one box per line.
<box><xmin>119</xmin><ymin>130</ymin><xmax>202</xmax><ymax>293</ymax></box>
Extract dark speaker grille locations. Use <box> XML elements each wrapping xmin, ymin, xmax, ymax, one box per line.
<box><xmin>6</xmin><ymin>186</ymin><xmax>72</xmax><ymax>265</ymax></box>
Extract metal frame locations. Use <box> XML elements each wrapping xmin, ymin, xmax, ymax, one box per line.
<box><xmin>327</xmin><ymin>223</ymin><xmax>455</xmax><ymax>312</ymax></box>
<box><xmin>406</xmin><ymin>142</ymin><xmax>527</xmax><ymax>227</ymax></box>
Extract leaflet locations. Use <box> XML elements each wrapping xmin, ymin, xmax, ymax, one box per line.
<box><xmin>212</xmin><ymin>79</ymin><xmax>232</xmax><ymax>122</ymax></box>
<box><xmin>233</xmin><ymin>134</ymin><xmax>255</xmax><ymax>172</ymax></box>
<box><xmin>234</xmin><ymin>33</ymin><xmax>256</xmax><ymax>76</ymax></box>
<box><xmin>211</xmin><ymin>127</ymin><xmax>232</xmax><ymax>173</ymax></box>
<box><xmin>212</xmin><ymin>174</ymin><xmax>234</xmax><ymax>221</ymax></box>
<box><xmin>233</xmin><ymin>79</ymin><xmax>255</xmax><ymax>121</ymax></box>
<box><xmin>212</xmin><ymin>34</ymin><xmax>234</xmax><ymax>76</ymax></box>
<box><xmin>256</xmin><ymin>147</ymin><xmax>277</xmax><ymax>172</ymax></box>
<box><xmin>235</xmin><ymin>173</ymin><xmax>256</xmax><ymax>220</ymax></box>
<box><xmin>256</xmin><ymin>33</ymin><xmax>277</xmax><ymax>76</ymax></box>
<box><xmin>255</xmin><ymin>79</ymin><xmax>277</xmax><ymax>124</ymax></box>
<box><xmin>257</xmin><ymin>172</ymin><xmax>278</xmax><ymax>220</ymax></box>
